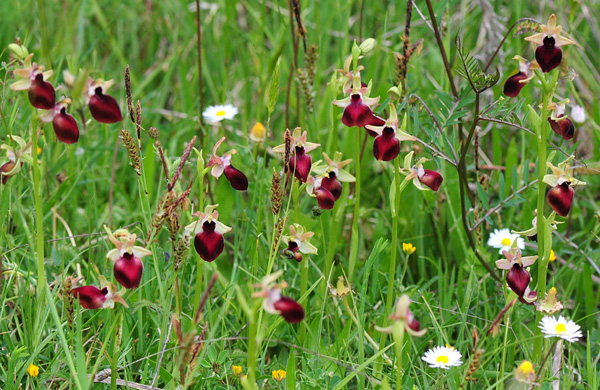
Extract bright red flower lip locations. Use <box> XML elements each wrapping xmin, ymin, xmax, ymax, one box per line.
<box><xmin>28</xmin><ymin>73</ymin><xmax>56</xmax><ymax>109</ymax></box>
<box><xmin>89</xmin><ymin>87</ymin><xmax>123</xmax><ymax>123</ymax></box>
<box><xmin>341</xmin><ymin>94</ymin><xmax>378</xmax><ymax>128</ymax></box>
<box><xmin>72</xmin><ymin>286</ymin><xmax>109</xmax><ymax>309</ymax></box>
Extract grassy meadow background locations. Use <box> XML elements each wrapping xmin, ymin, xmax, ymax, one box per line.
<box><xmin>0</xmin><ymin>0</ymin><xmax>599</xmax><ymax>389</ymax></box>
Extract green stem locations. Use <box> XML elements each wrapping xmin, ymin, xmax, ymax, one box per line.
<box><xmin>393</xmin><ymin>321</ymin><xmax>406</xmax><ymax>389</ymax></box>
<box><xmin>384</xmin><ymin>158</ymin><xmax>401</xmax><ymax>320</ymax></box>
<box><xmin>348</xmin><ymin>128</ymin><xmax>361</xmax><ymax>277</ymax></box>
<box><xmin>246</xmin><ymin>301</ymin><xmax>261</xmax><ymax>390</ymax></box>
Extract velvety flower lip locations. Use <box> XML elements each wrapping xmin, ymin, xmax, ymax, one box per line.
<box><xmin>310</xmin><ymin>151</ymin><xmax>355</xmax><ymax>198</ymax></box>
<box><xmin>86</xmin><ymin>78</ymin><xmax>122</xmax><ymax>123</ymax></box>
<box><xmin>539</xmin><ymin>315</ymin><xmax>582</xmax><ymax>343</ymax></box>
<box><xmin>496</xmin><ymin>247</ymin><xmax>538</xmax><ymax>303</ymax></box>
<box><xmin>525</xmin><ymin>14</ymin><xmax>576</xmax><ymax>73</ymax></box>
<box><xmin>203</xmin><ymin>104</ymin><xmax>238</xmax><ymax>124</ymax></box>
<box><xmin>273</xmin><ymin>296</ymin><xmax>305</xmax><ymax>323</ymax></box>
<box><xmin>208</xmin><ymin>137</ymin><xmax>249</xmax><ymax>191</ymax></box>
<box><xmin>333</xmin><ymin>71</ymin><xmax>380</xmax><ymax>128</ymax></box>
<box><xmin>542</xmin><ymin>156</ymin><xmax>585</xmax><ymax>217</ymax></box>
<box><xmin>503</xmin><ymin>56</ymin><xmax>539</xmax><ymax>97</ymax></box>
<box><xmin>421</xmin><ymin>346</ymin><xmax>462</xmax><ymax>369</ymax></box>
<box><xmin>306</xmin><ymin>175</ymin><xmax>335</xmax><ymax>209</ymax></box>
<box><xmin>402</xmin><ymin>151</ymin><xmax>443</xmax><ymax>191</ymax></box>
<box><xmin>71</xmin><ymin>276</ymin><xmax>127</xmax><ymax>309</ymax></box>
<box><xmin>253</xmin><ymin>271</ymin><xmax>305</xmax><ymax>324</ymax></box>
<box><xmin>11</xmin><ymin>53</ymin><xmax>56</xmax><ymax>109</ymax></box>
<box><xmin>105</xmin><ymin>226</ymin><xmax>152</xmax><ymax>289</ymax></box>
<box><xmin>273</xmin><ymin>127</ymin><xmax>320</xmax><ymax>182</ymax></box>
<box><xmin>185</xmin><ymin>204</ymin><xmax>232</xmax><ymax>262</ymax></box>
<box><xmin>40</xmin><ymin>98</ymin><xmax>79</xmax><ymax>144</ymax></box>
<box><xmin>1</xmin><ymin>135</ymin><xmax>33</xmax><ymax>183</ymax></box>
<box><xmin>546</xmin><ymin>100</ymin><xmax>575</xmax><ymax>140</ymax></box>
<box><xmin>282</xmin><ymin>224</ymin><xmax>318</xmax><ymax>259</ymax></box>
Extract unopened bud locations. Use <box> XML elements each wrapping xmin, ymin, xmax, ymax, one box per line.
<box><xmin>8</xmin><ymin>43</ymin><xmax>29</xmax><ymax>61</ymax></box>
<box><xmin>388</xmin><ymin>86</ymin><xmax>402</xmax><ymax>101</ymax></box>
<box><xmin>359</xmin><ymin>38</ymin><xmax>376</xmax><ymax>56</ymax></box>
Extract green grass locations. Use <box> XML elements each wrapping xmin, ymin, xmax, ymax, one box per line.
<box><xmin>1</xmin><ymin>0</ymin><xmax>599</xmax><ymax>389</ymax></box>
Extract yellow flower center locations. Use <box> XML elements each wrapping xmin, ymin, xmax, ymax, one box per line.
<box><xmin>216</xmin><ymin>110</ymin><xmax>226</xmax><ymax>116</ymax></box>
<box><xmin>518</xmin><ymin>361</ymin><xmax>535</xmax><ymax>375</ymax></box>
<box><xmin>555</xmin><ymin>323</ymin><xmax>566</xmax><ymax>334</ymax></box>
<box><xmin>436</xmin><ymin>355</ymin><xmax>449</xmax><ymax>364</ymax></box>
<box><xmin>501</xmin><ymin>238</ymin><xmax>512</xmax><ymax>246</ymax></box>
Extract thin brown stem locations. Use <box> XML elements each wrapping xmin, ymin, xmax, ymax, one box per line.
<box><xmin>483</xmin><ymin>18</ymin><xmax>539</xmax><ymax>72</ymax></box>
<box><xmin>195</xmin><ymin>0</ymin><xmax>205</xmax><ymax>146</ymax></box>
<box><xmin>424</xmin><ymin>0</ymin><xmax>458</xmax><ymax>97</ymax></box>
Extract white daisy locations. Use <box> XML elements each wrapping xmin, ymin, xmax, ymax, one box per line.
<box><xmin>487</xmin><ymin>228</ymin><xmax>525</xmax><ymax>254</ymax></box>
<box><xmin>539</xmin><ymin>315</ymin><xmax>582</xmax><ymax>343</ymax></box>
<box><xmin>421</xmin><ymin>345</ymin><xmax>463</xmax><ymax>369</ymax></box>
<box><xmin>203</xmin><ymin>104</ymin><xmax>238</xmax><ymax>124</ymax></box>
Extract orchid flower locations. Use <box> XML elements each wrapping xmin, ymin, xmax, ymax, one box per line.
<box><xmin>310</xmin><ymin>151</ymin><xmax>355</xmax><ymax>200</ymax></box>
<box><xmin>281</xmin><ymin>224</ymin><xmax>318</xmax><ymax>262</ymax></box>
<box><xmin>1</xmin><ymin>135</ymin><xmax>33</xmax><ymax>185</ymax></box>
<box><xmin>185</xmin><ymin>204</ymin><xmax>232</xmax><ymax>262</ymax></box>
<box><xmin>306</xmin><ymin>174</ymin><xmax>335</xmax><ymax>210</ymax></box>
<box><xmin>402</xmin><ymin>151</ymin><xmax>443</xmax><ymax>191</ymax></box>
<box><xmin>495</xmin><ymin>246</ymin><xmax>538</xmax><ymax>304</ymax></box>
<box><xmin>39</xmin><ymin>97</ymin><xmax>79</xmax><ymax>144</ymax></box>
<box><xmin>207</xmin><ymin>137</ymin><xmax>248</xmax><ymax>191</ymax></box>
<box><xmin>546</xmin><ymin>99</ymin><xmax>575</xmax><ymax>140</ymax></box>
<box><xmin>525</xmin><ymin>14</ymin><xmax>575</xmax><ymax>73</ymax></box>
<box><xmin>10</xmin><ymin>53</ymin><xmax>56</xmax><ymax>109</ymax></box>
<box><xmin>375</xmin><ymin>294</ymin><xmax>426</xmax><ymax>337</ymax></box>
<box><xmin>105</xmin><ymin>226</ymin><xmax>152</xmax><ymax>289</ymax></box>
<box><xmin>366</xmin><ymin>108</ymin><xmax>415</xmax><ymax>161</ymax></box>
<box><xmin>503</xmin><ymin>56</ymin><xmax>539</xmax><ymax>97</ymax></box>
<box><xmin>542</xmin><ymin>156</ymin><xmax>586</xmax><ymax>216</ymax></box>
<box><xmin>72</xmin><ymin>276</ymin><xmax>127</xmax><ymax>309</ymax></box>
<box><xmin>252</xmin><ymin>271</ymin><xmax>304</xmax><ymax>324</ymax></box>
<box><xmin>273</xmin><ymin>127</ymin><xmax>320</xmax><ymax>183</ymax></box>
<box><xmin>86</xmin><ymin>78</ymin><xmax>122</xmax><ymax>123</ymax></box>
<box><xmin>332</xmin><ymin>71</ymin><xmax>380</xmax><ymax>128</ymax></box>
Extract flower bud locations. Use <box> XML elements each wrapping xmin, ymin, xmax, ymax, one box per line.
<box><xmin>8</xmin><ymin>43</ymin><xmax>29</xmax><ymax>61</ymax></box>
<box><xmin>359</xmin><ymin>38</ymin><xmax>376</xmax><ymax>56</ymax></box>
<box><xmin>388</xmin><ymin>85</ymin><xmax>402</xmax><ymax>100</ymax></box>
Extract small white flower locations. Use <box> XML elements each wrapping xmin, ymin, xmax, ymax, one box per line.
<box><xmin>487</xmin><ymin>228</ymin><xmax>525</xmax><ymax>254</ymax></box>
<box><xmin>203</xmin><ymin>104</ymin><xmax>238</xmax><ymax>124</ymax></box>
<box><xmin>539</xmin><ymin>315</ymin><xmax>582</xmax><ymax>343</ymax></box>
<box><xmin>571</xmin><ymin>105</ymin><xmax>585</xmax><ymax>124</ymax></box>
<box><xmin>421</xmin><ymin>346</ymin><xmax>463</xmax><ymax>369</ymax></box>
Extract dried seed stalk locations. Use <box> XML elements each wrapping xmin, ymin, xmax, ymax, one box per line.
<box><xmin>168</xmin><ymin>136</ymin><xmax>197</xmax><ymax>192</ymax></box>
<box><xmin>283</xmin><ymin>129</ymin><xmax>292</xmax><ymax>174</ymax></box>
<box><xmin>136</xmin><ymin>100</ymin><xmax>142</xmax><ymax>141</ymax></box>
<box><xmin>125</xmin><ymin>65</ymin><xmax>135</xmax><ymax>123</ymax></box>
<box><xmin>120</xmin><ymin>129</ymin><xmax>141</xmax><ymax>176</ymax></box>
<box><xmin>271</xmin><ymin>171</ymin><xmax>283</xmax><ymax>215</ymax></box>
<box><xmin>291</xmin><ymin>0</ymin><xmax>307</xmax><ymax>51</ymax></box>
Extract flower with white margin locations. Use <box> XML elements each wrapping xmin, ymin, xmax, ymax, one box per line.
<box><xmin>185</xmin><ymin>204</ymin><xmax>232</xmax><ymax>262</ymax></box>
<box><xmin>539</xmin><ymin>315</ymin><xmax>582</xmax><ymax>343</ymax></box>
<box><xmin>207</xmin><ymin>136</ymin><xmax>248</xmax><ymax>191</ymax></box>
<box><xmin>105</xmin><ymin>225</ymin><xmax>152</xmax><ymax>289</ymax></box>
<box><xmin>281</xmin><ymin>223</ymin><xmax>318</xmax><ymax>262</ymax></box>
<box><xmin>422</xmin><ymin>345</ymin><xmax>463</xmax><ymax>369</ymax></box>
<box><xmin>203</xmin><ymin>104</ymin><xmax>238</xmax><ymax>124</ymax></box>
<box><xmin>488</xmin><ymin>228</ymin><xmax>525</xmax><ymax>254</ymax></box>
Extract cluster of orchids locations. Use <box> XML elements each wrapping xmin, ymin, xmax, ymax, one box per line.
<box><xmin>8</xmin><ymin>44</ymin><xmax>122</xmax><ymax>147</ymax></box>
<box><xmin>72</xmin><ymin>227</ymin><xmax>152</xmax><ymax>309</ymax></box>
<box><xmin>503</xmin><ymin>15</ymin><xmax>577</xmax><ymax>141</ymax></box>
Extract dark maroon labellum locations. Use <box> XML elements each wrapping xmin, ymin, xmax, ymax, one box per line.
<box><xmin>53</xmin><ymin>108</ymin><xmax>80</xmax><ymax>144</ymax></box>
<box><xmin>1</xmin><ymin>162</ymin><xmax>17</xmax><ymax>185</ymax></box>
<box><xmin>28</xmin><ymin>73</ymin><xmax>56</xmax><ymax>109</ymax></box>
<box><xmin>114</xmin><ymin>252</ymin><xmax>144</xmax><ymax>289</ymax></box>
<box><xmin>547</xmin><ymin>182</ymin><xmax>573</xmax><ymax>217</ymax></box>
<box><xmin>224</xmin><ymin>164</ymin><xmax>248</xmax><ymax>191</ymax></box>
<box><xmin>314</xmin><ymin>186</ymin><xmax>335</xmax><ymax>210</ymax></box>
<box><xmin>419</xmin><ymin>169</ymin><xmax>443</xmax><ymax>191</ymax></box>
<box><xmin>194</xmin><ymin>221</ymin><xmax>225</xmax><ymax>262</ymax></box>
<box><xmin>342</xmin><ymin>94</ymin><xmax>377</xmax><ymax>128</ymax></box>
<box><xmin>289</xmin><ymin>146</ymin><xmax>311</xmax><ymax>183</ymax></box>
<box><xmin>89</xmin><ymin>87</ymin><xmax>123</xmax><ymax>123</ymax></box>
<box><xmin>506</xmin><ymin>264</ymin><xmax>531</xmax><ymax>298</ymax></box>
<box><xmin>408</xmin><ymin>318</ymin><xmax>421</xmax><ymax>333</ymax></box>
<box><xmin>548</xmin><ymin>115</ymin><xmax>574</xmax><ymax>140</ymax></box>
<box><xmin>72</xmin><ymin>286</ymin><xmax>108</xmax><ymax>309</ymax></box>
<box><xmin>503</xmin><ymin>72</ymin><xmax>528</xmax><ymax>97</ymax></box>
<box><xmin>535</xmin><ymin>36</ymin><xmax>562</xmax><ymax>73</ymax></box>
<box><xmin>321</xmin><ymin>174</ymin><xmax>343</xmax><ymax>200</ymax></box>
<box><xmin>373</xmin><ymin>128</ymin><xmax>400</xmax><ymax>161</ymax></box>
<box><xmin>273</xmin><ymin>296</ymin><xmax>305</xmax><ymax>323</ymax></box>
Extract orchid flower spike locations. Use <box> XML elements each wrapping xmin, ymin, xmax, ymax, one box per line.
<box><xmin>252</xmin><ymin>271</ymin><xmax>305</xmax><ymax>324</ymax></box>
<box><xmin>525</xmin><ymin>14</ymin><xmax>576</xmax><ymax>73</ymax></box>
<box><xmin>281</xmin><ymin>224</ymin><xmax>318</xmax><ymax>262</ymax></box>
<box><xmin>273</xmin><ymin>127</ymin><xmax>320</xmax><ymax>183</ymax></box>
<box><xmin>1</xmin><ymin>135</ymin><xmax>33</xmax><ymax>185</ymax></box>
<box><xmin>10</xmin><ymin>53</ymin><xmax>56</xmax><ymax>109</ymax></box>
<box><xmin>495</xmin><ymin>245</ymin><xmax>538</xmax><ymax>304</ymax></box>
<box><xmin>310</xmin><ymin>151</ymin><xmax>355</xmax><ymax>200</ymax></box>
<box><xmin>332</xmin><ymin>67</ymin><xmax>381</xmax><ymax>128</ymax></box>
<box><xmin>543</xmin><ymin>156</ymin><xmax>586</xmax><ymax>217</ymax></box>
<box><xmin>366</xmin><ymin>110</ymin><xmax>415</xmax><ymax>161</ymax></box>
<box><xmin>86</xmin><ymin>78</ymin><xmax>122</xmax><ymax>123</ymax></box>
<box><xmin>503</xmin><ymin>56</ymin><xmax>539</xmax><ymax>97</ymax></box>
<box><xmin>546</xmin><ymin>99</ymin><xmax>575</xmax><ymax>140</ymax></box>
<box><xmin>207</xmin><ymin>137</ymin><xmax>249</xmax><ymax>191</ymax></box>
<box><xmin>375</xmin><ymin>294</ymin><xmax>427</xmax><ymax>337</ymax></box>
<box><xmin>39</xmin><ymin>97</ymin><xmax>80</xmax><ymax>144</ymax></box>
<box><xmin>71</xmin><ymin>276</ymin><xmax>128</xmax><ymax>309</ymax></box>
<box><xmin>105</xmin><ymin>226</ymin><xmax>152</xmax><ymax>289</ymax></box>
<box><xmin>403</xmin><ymin>151</ymin><xmax>443</xmax><ymax>191</ymax></box>
<box><xmin>185</xmin><ymin>204</ymin><xmax>232</xmax><ymax>262</ymax></box>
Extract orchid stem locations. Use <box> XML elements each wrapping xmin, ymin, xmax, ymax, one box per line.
<box><xmin>348</xmin><ymin>128</ymin><xmax>361</xmax><ymax>278</ymax></box>
<box><xmin>393</xmin><ymin>321</ymin><xmax>406</xmax><ymax>389</ymax></box>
